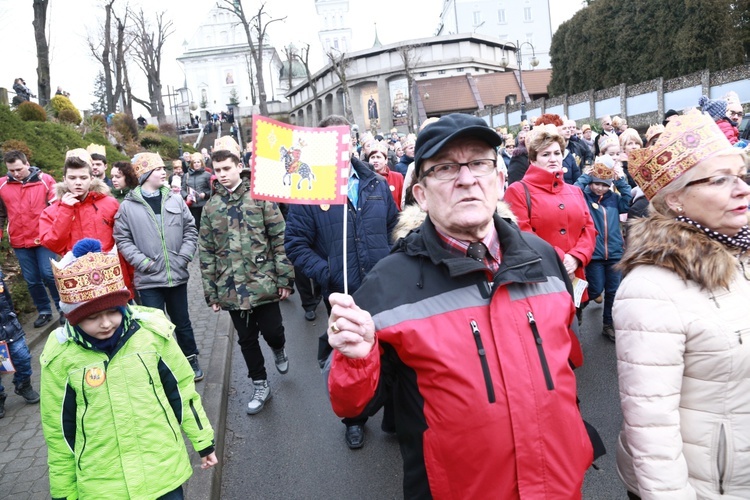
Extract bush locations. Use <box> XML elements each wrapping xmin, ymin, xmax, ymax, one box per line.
<box><xmin>144</xmin><ymin>124</ymin><xmax>159</xmax><ymax>133</ymax></box>
<box><xmin>159</xmin><ymin>122</ymin><xmax>176</xmax><ymax>135</ymax></box>
<box><xmin>49</xmin><ymin>95</ymin><xmax>82</xmax><ymax>124</ymax></box>
<box><xmin>58</xmin><ymin>108</ymin><xmax>81</xmax><ymax>124</ymax></box>
<box><xmin>111</xmin><ymin>113</ymin><xmax>139</xmax><ymax>144</ymax></box>
<box><xmin>139</xmin><ymin>131</ymin><xmax>163</xmax><ymax>149</ymax></box>
<box><xmin>16</xmin><ymin>101</ymin><xmax>47</xmax><ymax>122</ymax></box>
<box><xmin>1</xmin><ymin>139</ymin><xmax>33</xmax><ymax>161</ymax></box>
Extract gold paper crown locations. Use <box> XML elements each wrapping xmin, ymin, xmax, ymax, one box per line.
<box><xmin>590</xmin><ymin>156</ymin><xmax>616</xmax><ymax>183</ymax></box>
<box><xmin>629</xmin><ymin>110</ymin><xmax>736</xmax><ymax>200</ymax></box>
<box><xmin>86</xmin><ymin>143</ymin><xmax>106</xmax><ymax>157</ymax></box>
<box><xmin>214</xmin><ymin>136</ymin><xmax>241</xmax><ymax>158</ymax></box>
<box><xmin>52</xmin><ymin>251</ymin><xmax>125</xmax><ymax>305</ymax></box>
<box><xmin>645</xmin><ymin>124</ymin><xmax>665</xmax><ymax>144</ymax></box>
<box><xmin>65</xmin><ymin>148</ymin><xmax>92</xmax><ymax>166</ymax></box>
<box><xmin>132</xmin><ymin>152</ymin><xmax>164</xmax><ymax>178</ymax></box>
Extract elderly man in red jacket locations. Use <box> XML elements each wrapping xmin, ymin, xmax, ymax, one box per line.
<box><xmin>326</xmin><ymin>114</ymin><xmax>601</xmax><ymax>499</ymax></box>
<box><xmin>0</xmin><ymin>150</ymin><xmax>60</xmax><ymax>327</ymax></box>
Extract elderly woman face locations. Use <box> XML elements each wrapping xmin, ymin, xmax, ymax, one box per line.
<box><xmin>670</xmin><ymin>154</ymin><xmax>750</xmax><ymax>237</ymax></box>
<box><xmin>534</xmin><ymin>142</ymin><xmax>563</xmax><ymax>172</ymax></box>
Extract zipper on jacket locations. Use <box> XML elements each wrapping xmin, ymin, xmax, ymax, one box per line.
<box><xmin>718</xmin><ymin>423</ymin><xmax>727</xmax><ymax>494</ymax></box>
<box><xmin>526</xmin><ymin>311</ymin><xmax>555</xmax><ymax>390</ymax></box>
<box><xmin>137</xmin><ymin>354</ymin><xmax>179</xmax><ymax>441</ymax></box>
<box><xmin>470</xmin><ymin>320</ymin><xmax>496</xmax><ymax>403</ymax></box>
<box><xmin>190</xmin><ymin>400</ymin><xmax>205</xmax><ymax>430</ymax></box>
<box><xmin>600</xmin><ymin>198</ymin><xmax>609</xmax><ymax>260</ymax></box>
<box><xmin>77</xmin><ymin>370</ymin><xmax>89</xmax><ymax>470</ymax></box>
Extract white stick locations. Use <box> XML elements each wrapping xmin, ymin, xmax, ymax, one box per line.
<box><xmin>342</xmin><ymin>202</ymin><xmax>349</xmax><ymax>295</ymax></box>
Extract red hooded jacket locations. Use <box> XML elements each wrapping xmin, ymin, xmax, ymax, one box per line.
<box><xmin>0</xmin><ymin>167</ymin><xmax>56</xmax><ymax>248</ymax></box>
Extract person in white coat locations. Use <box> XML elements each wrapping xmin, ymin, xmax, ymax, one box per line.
<box><xmin>614</xmin><ymin>109</ymin><xmax>750</xmax><ymax>499</ymax></box>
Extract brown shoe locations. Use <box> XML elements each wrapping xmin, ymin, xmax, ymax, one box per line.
<box><xmin>602</xmin><ymin>324</ymin><xmax>616</xmax><ymax>342</ymax></box>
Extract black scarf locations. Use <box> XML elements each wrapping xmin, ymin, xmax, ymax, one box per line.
<box><xmin>675</xmin><ymin>215</ymin><xmax>750</xmax><ymax>252</ymax></box>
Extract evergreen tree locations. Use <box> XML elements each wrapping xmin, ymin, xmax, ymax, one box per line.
<box><xmin>549</xmin><ymin>0</ymin><xmax>746</xmax><ymax>96</ymax></box>
<box><xmin>91</xmin><ymin>71</ymin><xmax>108</xmax><ymax>115</ymax></box>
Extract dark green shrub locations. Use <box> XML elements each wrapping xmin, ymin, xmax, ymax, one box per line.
<box><xmin>50</xmin><ymin>95</ymin><xmax>82</xmax><ymax>124</ymax></box>
<box><xmin>16</xmin><ymin>101</ymin><xmax>47</xmax><ymax>122</ymax></box>
<box><xmin>58</xmin><ymin>108</ymin><xmax>81</xmax><ymax>124</ymax></box>
<box><xmin>1</xmin><ymin>139</ymin><xmax>33</xmax><ymax>162</ymax></box>
<box><xmin>112</xmin><ymin>113</ymin><xmax>139</xmax><ymax>143</ymax></box>
<box><xmin>144</xmin><ymin>124</ymin><xmax>159</xmax><ymax>133</ymax></box>
<box><xmin>140</xmin><ymin>131</ymin><xmax>163</xmax><ymax>149</ymax></box>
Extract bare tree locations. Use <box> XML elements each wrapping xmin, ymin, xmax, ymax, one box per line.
<box><xmin>88</xmin><ymin>1</ymin><xmax>130</xmax><ymax>114</ymax></box>
<box><xmin>32</xmin><ymin>0</ymin><xmax>51</xmax><ymax>106</ymax></box>
<box><xmin>112</xmin><ymin>9</ymin><xmax>134</xmax><ymax>116</ymax></box>
<box><xmin>129</xmin><ymin>8</ymin><xmax>173</xmax><ymax>124</ymax></box>
<box><xmin>219</xmin><ymin>0</ymin><xmax>286</xmax><ymax>116</ymax></box>
<box><xmin>327</xmin><ymin>49</ymin><xmax>354</xmax><ymax>124</ymax></box>
<box><xmin>295</xmin><ymin>43</ymin><xmax>321</xmax><ymax>123</ymax></box>
<box><xmin>243</xmin><ymin>53</ymin><xmax>257</xmax><ymax>106</ymax></box>
<box><xmin>397</xmin><ymin>44</ymin><xmax>422</xmax><ymax>134</ymax></box>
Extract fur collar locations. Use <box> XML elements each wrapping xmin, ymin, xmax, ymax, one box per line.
<box><xmin>620</xmin><ymin>212</ymin><xmax>744</xmax><ymax>291</ymax></box>
<box><xmin>392</xmin><ymin>201</ymin><xmax>517</xmax><ymax>242</ymax></box>
<box><xmin>54</xmin><ymin>178</ymin><xmax>112</xmax><ymax>199</ymax></box>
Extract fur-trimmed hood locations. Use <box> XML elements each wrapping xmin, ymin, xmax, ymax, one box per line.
<box><xmin>620</xmin><ymin>212</ymin><xmax>746</xmax><ymax>291</ymax></box>
<box><xmin>392</xmin><ymin>201</ymin><xmax>518</xmax><ymax>242</ymax></box>
<box><xmin>54</xmin><ymin>178</ymin><xmax>112</xmax><ymax>199</ymax></box>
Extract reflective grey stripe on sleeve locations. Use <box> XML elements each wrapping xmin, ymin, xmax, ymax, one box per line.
<box><xmin>372</xmin><ymin>285</ymin><xmax>489</xmax><ymax>331</ymax></box>
<box><xmin>506</xmin><ymin>275</ymin><xmax>567</xmax><ymax>301</ymax></box>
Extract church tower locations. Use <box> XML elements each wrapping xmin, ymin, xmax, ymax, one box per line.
<box><xmin>315</xmin><ymin>0</ymin><xmax>352</xmax><ymax>58</ymax></box>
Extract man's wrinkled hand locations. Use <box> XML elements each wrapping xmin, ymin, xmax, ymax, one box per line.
<box><xmin>327</xmin><ymin>292</ymin><xmax>376</xmax><ymax>359</ymax></box>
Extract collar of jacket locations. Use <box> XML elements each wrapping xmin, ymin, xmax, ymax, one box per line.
<box><xmin>621</xmin><ymin>211</ymin><xmax>745</xmax><ymax>290</ymax></box>
<box><xmin>400</xmin><ymin>213</ymin><xmax>546</xmax><ymax>284</ymax></box>
<box><xmin>214</xmin><ymin>172</ymin><xmax>251</xmax><ymax>198</ymax></box>
<box><xmin>127</xmin><ymin>185</ymin><xmax>172</xmax><ymax>202</ymax></box>
<box><xmin>522</xmin><ymin>163</ymin><xmax>566</xmax><ymax>194</ymax></box>
<box><xmin>54</xmin><ymin>177</ymin><xmax>111</xmax><ymax>200</ymax></box>
<box><xmin>6</xmin><ymin>166</ymin><xmax>43</xmax><ymax>184</ymax></box>
<box><xmin>66</xmin><ymin>307</ymin><xmax>139</xmax><ymax>357</ymax></box>
<box><xmin>351</xmin><ymin>156</ymin><xmax>377</xmax><ymax>181</ymax></box>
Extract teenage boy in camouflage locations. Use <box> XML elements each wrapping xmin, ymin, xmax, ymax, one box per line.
<box><xmin>198</xmin><ymin>136</ymin><xmax>294</xmax><ymax>415</ymax></box>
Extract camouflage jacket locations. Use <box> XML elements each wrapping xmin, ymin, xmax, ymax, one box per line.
<box><xmin>198</xmin><ymin>175</ymin><xmax>294</xmax><ymax>310</ymax></box>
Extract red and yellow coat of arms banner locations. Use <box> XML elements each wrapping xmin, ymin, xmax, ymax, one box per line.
<box><xmin>251</xmin><ymin>115</ymin><xmax>350</xmax><ymax>205</ymax></box>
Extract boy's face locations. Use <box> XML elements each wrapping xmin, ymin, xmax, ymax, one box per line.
<box><xmin>143</xmin><ymin>167</ymin><xmax>166</xmax><ymax>190</ymax></box>
<box><xmin>78</xmin><ymin>309</ymin><xmax>122</xmax><ymax>339</ymax></box>
<box><xmin>213</xmin><ymin>157</ymin><xmax>243</xmax><ymax>187</ymax></box>
<box><xmin>64</xmin><ymin>167</ymin><xmax>92</xmax><ymax>198</ymax></box>
<box><xmin>590</xmin><ymin>182</ymin><xmax>610</xmax><ymax>197</ymax></box>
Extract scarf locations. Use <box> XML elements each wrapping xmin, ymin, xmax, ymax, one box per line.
<box><xmin>675</xmin><ymin>215</ymin><xmax>750</xmax><ymax>252</ymax></box>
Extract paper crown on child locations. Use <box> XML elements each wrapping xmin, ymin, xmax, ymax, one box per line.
<box><xmin>590</xmin><ymin>155</ymin><xmax>616</xmax><ymax>186</ymax></box>
<box><xmin>597</xmin><ymin>134</ymin><xmax>619</xmax><ymax>152</ymax></box>
<box><xmin>52</xmin><ymin>239</ymin><xmax>129</xmax><ymax>326</ymax></box>
<box><xmin>629</xmin><ymin>109</ymin><xmax>742</xmax><ymax>200</ymax></box>
<box><xmin>214</xmin><ymin>136</ymin><xmax>241</xmax><ymax>158</ymax></box>
<box><xmin>86</xmin><ymin>143</ymin><xmax>107</xmax><ymax>157</ymax></box>
<box><xmin>132</xmin><ymin>152</ymin><xmax>164</xmax><ymax>183</ymax></box>
<box><xmin>65</xmin><ymin>148</ymin><xmax>92</xmax><ymax>167</ymax></box>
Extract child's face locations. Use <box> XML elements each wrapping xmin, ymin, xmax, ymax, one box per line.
<box><xmin>590</xmin><ymin>182</ymin><xmax>610</xmax><ymax>197</ymax></box>
<box><xmin>78</xmin><ymin>309</ymin><xmax>122</xmax><ymax>339</ymax></box>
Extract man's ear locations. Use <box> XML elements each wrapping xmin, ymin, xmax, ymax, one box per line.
<box><xmin>412</xmin><ymin>182</ymin><xmax>428</xmax><ymax>212</ymax></box>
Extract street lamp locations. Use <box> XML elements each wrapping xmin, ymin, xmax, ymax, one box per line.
<box><xmin>499</xmin><ymin>41</ymin><xmax>539</xmax><ymax>122</ymax></box>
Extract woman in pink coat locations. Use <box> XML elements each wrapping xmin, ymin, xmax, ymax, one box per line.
<box><xmin>504</xmin><ymin>125</ymin><xmax>597</xmax><ymax>304</ymax></box>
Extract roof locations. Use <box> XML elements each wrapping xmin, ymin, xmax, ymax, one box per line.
<box><xmin>417</xmin><ymin>70</ymin><xmax>552</xmax><ymax>115</ymax></box>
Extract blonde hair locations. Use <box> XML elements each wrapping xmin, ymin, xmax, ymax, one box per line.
<box><xmin>611</xmin><ymin>116</ymin><xmax>624</xmax><ymax>129</ymax></box>
<box><xmin>619</xmin><ymin>128</ymin><xmax>643</xmax><ymax>149</ymax></box>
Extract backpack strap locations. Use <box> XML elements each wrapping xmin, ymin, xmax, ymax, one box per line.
<box><xmin>520</xmin><ymin>181</ymin><xmax>532</xmax><ymax>221</ymax></box>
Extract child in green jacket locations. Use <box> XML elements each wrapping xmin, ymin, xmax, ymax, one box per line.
<box><xmin>40</xmin><ymin>238</ymin><xmax>217</xmax><ymax>499</ymax></box>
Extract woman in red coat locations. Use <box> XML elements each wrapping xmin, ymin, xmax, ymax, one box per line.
<box><xmin>367</xmin><ymin>142</ymin><xmax>404</xmax><ymax>210</ymax></box>
<box><xmin>504</xmin><ymin>124</ymin><xmax>596</xmax><ymax>304</ymax></box>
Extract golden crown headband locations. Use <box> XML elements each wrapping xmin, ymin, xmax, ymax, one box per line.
<box><xmin>214</xmin><ymin>136</ymin><xmax>241</xmax><ymax>158</ymax></box>
<box><xmin>52</xmin><ymin>251</ymin><xmax>125</xmax><ymax>305</ymax></box>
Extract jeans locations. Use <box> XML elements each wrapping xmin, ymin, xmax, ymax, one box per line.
<box><xmin>229</xmin><ymin>303</ymin><xmax>285</xmax><ymax>381</ymax></box>
<box><xmin>157</xmin><ymin>485</ymin><xmax>184</xmax><ymax>500</ymax></box>
<box><xmin>585</xmin><ymin>259</ymin><xmax>622</xmax><ymax>326</ymax></box>
<box><xmin>0</xmin><ymin>336</ymin><xmax>33</xmax><ymax>393</ymax></box>
<box><xmin>14</xmin><ymin>246</ymin><xmax>61</xmax><ymax>314</ymax></box>
<box><xmin>139</xmin><ymin>284</ymin><xmax>198</xmax><ymax>357</ymax></box>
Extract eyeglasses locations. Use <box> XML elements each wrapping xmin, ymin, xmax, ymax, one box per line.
<box><xmin>420</xmin><ymin>159</ymin><xmax>497</xmax><ymax>180</ymax></box>
<box><xmin>685</xmin><ymin>173</ymin><xmax>750</xmax><ymax>189</ymax></box>
<box><xmin>729</xmin><ymin>110</ymin><xmax>744</xmax><ymax>117</ymax></box>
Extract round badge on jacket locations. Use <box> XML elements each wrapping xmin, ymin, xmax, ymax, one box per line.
<box><xmin>85</xmin><ymin>366</ymin><xmax>106</xmax><ymax>387</ymax></box>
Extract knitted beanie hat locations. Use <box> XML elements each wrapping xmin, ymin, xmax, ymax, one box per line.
<box><xmin>699</xmin><ymin>95</ymin><xmax>727</xmax><ymax>121</ymax></box>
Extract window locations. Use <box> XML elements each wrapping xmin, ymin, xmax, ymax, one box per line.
<box><xmin>438</xmin><ymin>69</ymin><xmax>446</xmax><ymax>75</ymax></box>
<box><xmin>526</xmin><ymin>33</ymin><xmax>534</xmax><ymax>46</ymax></box>
<box><xmin>473</xmin><ymin>11</ymin><xmax>482</xmax><ymax>25</ymax></box>
<box><xmin>457</xmin><ymin>67</ymin><xmax>465</xmax><ymax>72</ymax></box>
<box><xmin>498</xmin><ymin>9</ymin><xmax>506</xmax><ymax>24</ymax></box>
<box><xmin>334</xmin><ymin>38</ymin><xmax>339</xmax><ymax>49</ymax></box>
<box><xmin>524</xmin><ymin>7</ymin><xmax>532</xmax><ymax>21</ymax></box>
<box><xmin>419</xmin><ymin>72</ymin><xmax>427</xmax><ymax>77</ymax></box>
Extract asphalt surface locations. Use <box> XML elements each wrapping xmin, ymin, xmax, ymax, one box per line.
<box><xmin>221</xmin><ymin>294</ymin><xmax>627</xmax><ymax>499</ymax></box>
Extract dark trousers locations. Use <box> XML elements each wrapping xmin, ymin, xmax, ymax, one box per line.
<box><xmin>139</xmin><ymin>283</ymin><xmax>198</xmax><ymax>357</ymax></box>
<box><xmin>189</xmin><ymin>206</ymin><xmax>204</xmax><ymax>233</ymax></box>
<box><xmin>584</xmin><ymin>259</ymin><xmax>622</xmax><ymax>325</ymax></box>
<box><xmin>229</xmin><ymin>302</ymin><xmax>285</xmax><ymax>381</ymax></box>
<box><xmin>294</xmin><ymin>265</ymin><xmax>321</xmax><ymax>312</ymax></box>
<box><xmin>627</xmin><ymin>492</ymin><xmax>640</xmax><ymax>500</ymax></box>
<box><xmin>157</xmin><ymin>485</ymin><xmax>184</xmax><ymax>500</ymax></box>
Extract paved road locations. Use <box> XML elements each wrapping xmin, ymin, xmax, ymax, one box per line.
<box><xmin>221</xmin><ymin>294</ymin><xmax>627</xmax><ymax>499</ymax></box>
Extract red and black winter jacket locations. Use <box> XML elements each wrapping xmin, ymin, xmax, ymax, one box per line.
<box><xmin>329</xmin><ymin>214</ymin><xmax>595</xmax><ymax>499</ymax></box>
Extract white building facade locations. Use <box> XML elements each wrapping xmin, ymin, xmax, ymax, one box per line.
<box><xmin>436</xmin><ymin>0</ymin><xmax>553</xmax><ymax>69</ymax></box>
<box><xmin>176</xmin><ymin>6</ymin><xmax>286</xmax><ymax>118</ymax></box>
<box><xmin>315</xmin><ymin>0</ymin><xmax>353</xmax><ymax>60</ymax></box>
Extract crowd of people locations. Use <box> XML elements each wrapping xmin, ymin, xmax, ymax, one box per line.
<box><xmin>2</xmin><ymin>85</ymin><xmax>750</xmax><ymax>497</ymax></box>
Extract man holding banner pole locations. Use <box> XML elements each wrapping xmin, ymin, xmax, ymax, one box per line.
<box><xmin>284</xmin><ymin>115</ymin><xmax>399</xmax><ymax>450</ymax></box>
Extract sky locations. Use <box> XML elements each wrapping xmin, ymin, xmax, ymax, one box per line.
<box><xmin>0</xmin><ymin>0</ymin><xmax>585</xmax><ymax>115</ymax></box>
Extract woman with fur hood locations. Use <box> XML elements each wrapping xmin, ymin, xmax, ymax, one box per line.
<box><xmin>614</xmin><ymin>110</ymin><xmax>750</xmax><ymax>499</ymax></box>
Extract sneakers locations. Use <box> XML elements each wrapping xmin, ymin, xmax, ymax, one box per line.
<box><xmin>247</xmin><ymin>380</ymin><xmax>272</xmax><ymax>415</ymax></box>
<box><xmin>14</xmin><ymin>380</ymin><xmax>40</xmax><ymax>404</ymax></box>
<box><xmin>345</xmin><ymin>424</ymin><xmax>365</xmax><ymax>449</ymax></box>
<box><xmin>187</xmin><ymin>354</ymin><xmax>204</xmax><ymax>382</ymax></box>
<box><xmin>593</xmin><ymin>294</ymin><xmax>604</xmax><ymax>304</ymax></box>
<box><xmin>0</xmin><ymin>393</ymin><xmax>5</xmax><ymax>418</ymax></box>
<box><xmin>602</xmin><ymin>324</ymin><xmax>616</xmax><ymax>343</ymax></box>
<box><xmin>33</xmin><ymin>313</ymin><xmax>53</xmax><ymax>328</ymax></box>
<box><xmin>272</xmin><ymin>347</ymin><xmax>289</xmax><ymax>374</ymax></box>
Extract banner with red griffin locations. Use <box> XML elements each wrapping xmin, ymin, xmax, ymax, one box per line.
<box><xmin>251</xmin><ymin>115</ymin><xmax>350</xmax><ymax>205</ymax></box>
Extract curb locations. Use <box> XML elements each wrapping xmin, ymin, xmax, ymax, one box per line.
<box><xmin>186</xmin><ymin>310</ymin><xmax>234</xmax><ymax>500</ymax></box>
<box><xmin>24</xmin><ymin>313</ymin><xmax>60</xmax><ymax>350</ymax></box>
